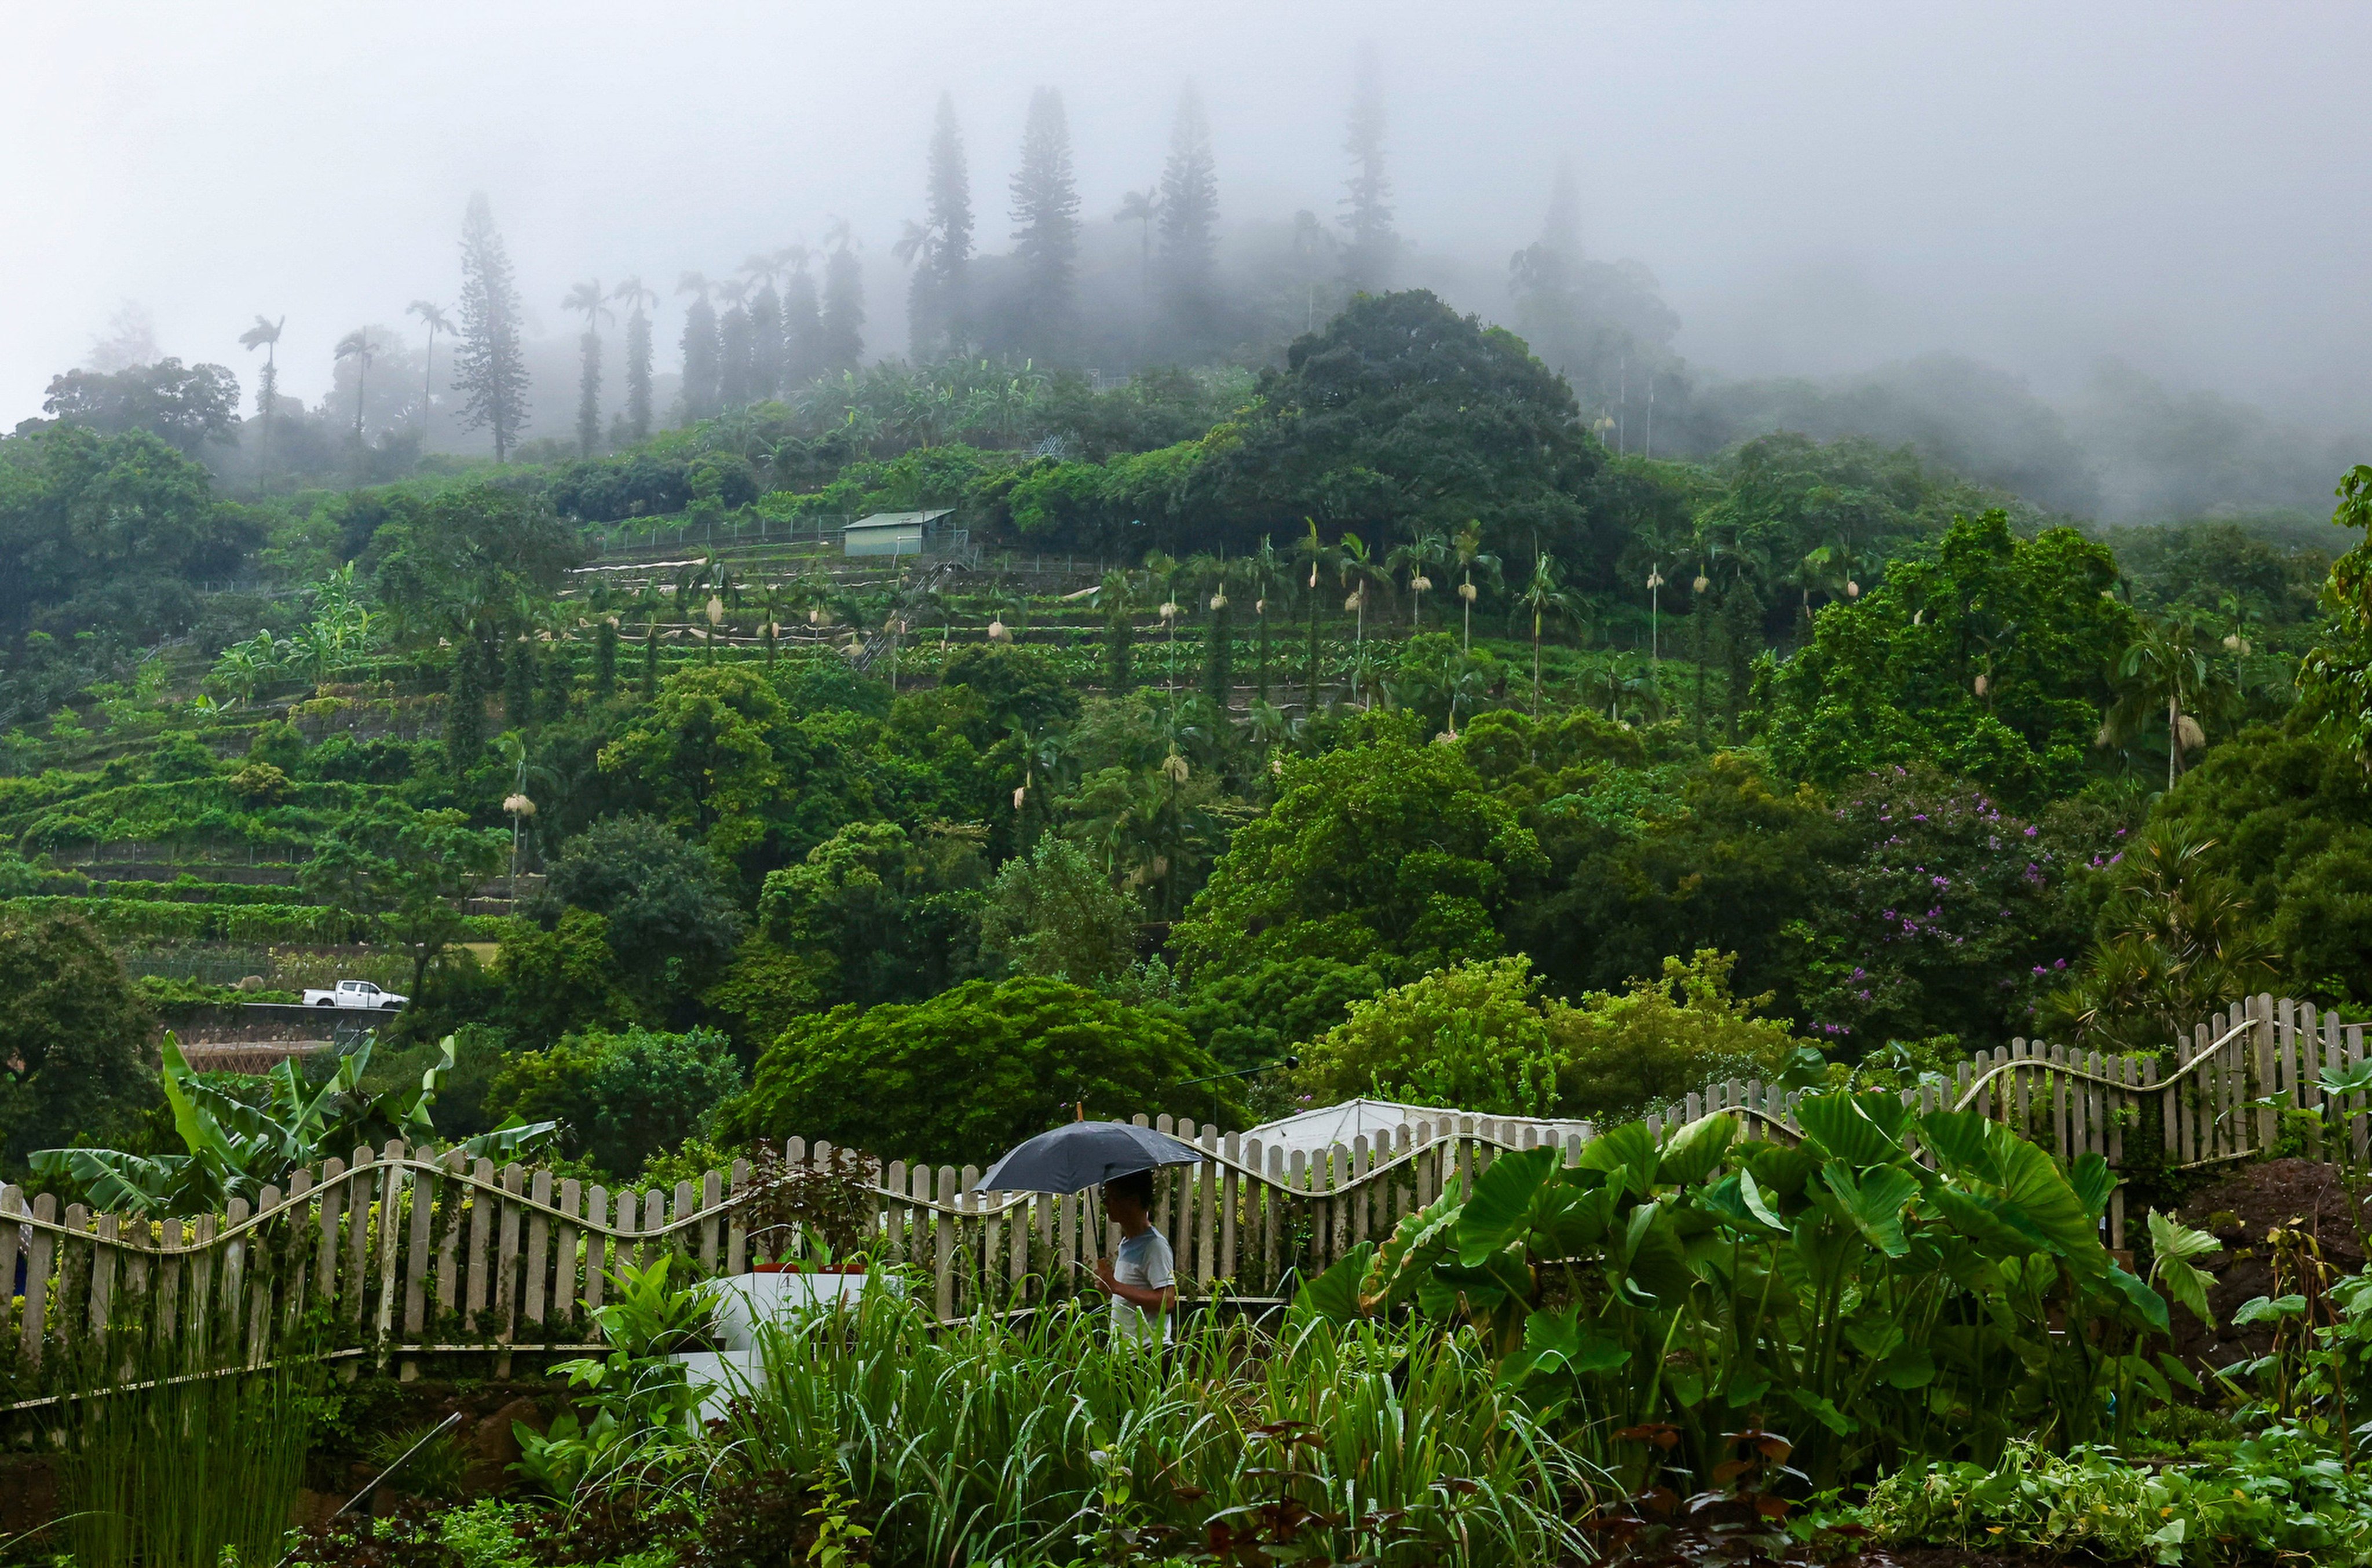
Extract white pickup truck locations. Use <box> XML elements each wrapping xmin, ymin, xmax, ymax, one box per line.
<box><xmin>301</xmin><ymin>979</ymin><xmax>407</xmax><ymax>1010</ymax></box>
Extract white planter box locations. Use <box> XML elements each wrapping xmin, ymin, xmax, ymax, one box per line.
<box><xmin>710</xmin><ymin>1270</ymin><xmax>893</xmax><ymax>1350</ymax></box>
<box><xmin>667</xmin><ymin>1349</ymin><xmax>761</xmax><ymax>1423</ymax></box>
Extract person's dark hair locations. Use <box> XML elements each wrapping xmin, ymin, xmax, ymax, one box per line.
<box><xmin>1103</xmin><ymin>1169</ymin><xmax>1155</xmax><ymax>1209</ymax></box>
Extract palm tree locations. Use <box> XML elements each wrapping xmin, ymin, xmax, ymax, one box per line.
<box><xmin>2106</xmin><ymin>612</ymin><xmax>2223</xmax><ymax>791</ymax></box>
<box><xmin>562</xmin><ymin>278</ymin><xmax>613</xmax><ymax>458</ymax></box>
<box><xmin>406</xmin><ymin>301</ymin><xmax>455</xmax><ymax>419</ymax></box>
<box><xmin>334</xmin><ymin>329</ymin><xmax>375</xmax><ymax>439</ymax></box>
<box><xmin>237</xmin><ymin>314</ymin><xmax>284</xmax><ymax>462</ymax></box>
<box><xmin>1291</xmin><ymin>521</ymin><xmax>1339</xmax><ymax>712</ymax></box>
<box><xmin>1095</xmin><ymin>565</ymin><xmax>1139</xmax><ymax>690</ymax></box>
<box><xmin>1512</xmin><ymin>548</ymin><xmax>1576</xmax><ymax>721</ymax></box>
<box><xmin>1336</xmin><ymin>533</ymin><xmax>1388</xmax><ymax>689</ymax></box>
<box><xmin>1245</xmin><ymin>533</ymin><xmax>1288</xmax><ymax>703</ymax></box>
<box><xmin>1452</xmin><ymin>523</ymin><xmax>1501</xmax><ymax>653</ymax></box>
<box><xmin>1113</xmin><ymin>188</ymin><xmax>1160</xmax><ymax>341</ymax></box>
<box><xmin>1388</xmin><ymin>526</ymin><xmax>1450</xmax><ymax>635</ymax></box>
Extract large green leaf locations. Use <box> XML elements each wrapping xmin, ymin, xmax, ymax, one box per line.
<box><xmin>2070</xmin><ymin>1152</ymin><xmax>2115</xmax><ymax>1221</ymax></box>
<box><xmin>1290</xmin><ymin>1241</ymin><xmax>1375</xmax><ymax>1326</ymax></box>
<box><xmin>1457</xmin><ymin>1145</ymin><xmax>1560</xmax><ymax>1267</ymax></box>
<box><xmin>2147</xmin><ymin>1209</ymin><xmax>2220</xmax><ymax>1328</ymax></box>
<box><xmin>1362</xmin><ymin>1186</ymin><xmax>1461</xmax><ymax>1311</ymax></box>
<box><xmin>1575</xmin><ymin>1121</ymin><xmax>1658</xmax><ymax>1197</ymax></box>
<box><xmin>1497</xmin><ymin>1303</ymin><xmax>1630</xmax><ymax>1391</ymax></box>
<box><xmin>1821</xmin><ymin>1161</ymin><xmax>1920</xmax><ymax>1258</ymax></box>
<box><xmin>1796</xmin><ymin>1091</ymin><xmax>1906</xmax><ymax>1168</ymax></box>
<box><xmin>1656</xmin><ymin>1112</ymin><xmax>1739</xmax><ymax>1189</ymax></box>
<box><xmin>1918</xmin><ymin>1112</ymin><xmax>2108</xmax><ymax>1278</ymax></box>
<box><xmin>1928</xmin><ymin>1185</ymin><xmax>2056</xmax><ymax>1258</ymax></box>
<box><xmin>1622</xmin><ymin>1201</ymin><xmax>1699</xmax><ymax>1307</ymax></box>
<box><xmin>2104</xmin><ymin>1264</ymin><xmax>2171</xmax><ymax>1335</ymax></box>
<box><xmin>1917</xmin><ymin>1109</ymin><xmax>2009</xmax><ymax>1185</ymax></box>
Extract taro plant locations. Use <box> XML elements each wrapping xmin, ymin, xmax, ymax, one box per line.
<box><xmin>1299</xmin><ymin>1089</ymin><xmax>2188</xmax><ymax>1489</ymax></box>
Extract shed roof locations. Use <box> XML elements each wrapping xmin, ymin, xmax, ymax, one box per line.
<box><xmin>845</xmin><ymin>509</ymin><xmax>953</xmax><ymax>531</ymax></box>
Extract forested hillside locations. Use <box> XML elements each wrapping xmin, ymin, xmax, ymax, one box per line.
<box><xmin>2</xmin><ymin>287</ymin><xmax>2364</xmax><ymax>1191</ymax></box>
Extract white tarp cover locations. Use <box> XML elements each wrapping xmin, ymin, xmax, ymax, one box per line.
<box><xmin>1240</xmin><ymin>1098</ymin><xmax>1597</xmax><ymax>1157</ymax></box>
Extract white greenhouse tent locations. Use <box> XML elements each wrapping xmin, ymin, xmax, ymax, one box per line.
<box><xmin>1240</xmin><ymin>1098</ymin><xmax>1593</xmax><ymax>1158</ymax></box>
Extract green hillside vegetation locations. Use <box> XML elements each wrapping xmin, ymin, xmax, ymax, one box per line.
<box><xmin>2</xmin><ymin>288</ymin><xmax>2364</xmax><ymax>1207</ymax></box>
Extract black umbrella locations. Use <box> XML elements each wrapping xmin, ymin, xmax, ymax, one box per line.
<box><xmin>971</xmin><ymin>1120</ymin><xmax>1207</xmax><ymax>1194</ymax></box>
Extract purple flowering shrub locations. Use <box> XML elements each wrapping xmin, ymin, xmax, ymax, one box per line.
<box><xmin>1782</xmin><ymin>766</ymin><xmax>2126</xmax><ymax>1053</ymax></box>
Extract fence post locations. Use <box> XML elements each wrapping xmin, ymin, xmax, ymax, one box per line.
<box><xmin>20</xmin><ymin>1192</ymin><xmax>58</xmax><ymax>1370</ymax></box>
<box><xmin>935</xmin><ymin>1166</ymin><xmax>958</xmax><ymax>1321</ymax></box>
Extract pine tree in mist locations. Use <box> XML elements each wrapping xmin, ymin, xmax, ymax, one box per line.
<box><xmin>1008</xmin><ymin>86</ymin><xmax>1080</xmax><ymax>360</ymax></box>
<box><xmin>563</xmin><ymin>277</ymin><xmax>613</xmax><ymax>458</ymax></box>
<box><xmin>1157</xmin><ymin>83</ymin><xmax>1220</xmax><ymax>342</ymax></box>
<box><xmin>613</xmin><ymin>277</ymin><xmax>657</xmax><ymax>442</ymax></box>
<box><xmin>677</xmin><ymin>273</ymin><xmax>721</xmax><ymax>424</ymax></box>
<box><xmin>1339</xmin><ymin>47</ymin><xmax>1397</xmax><ymax>295</ymax></box>
<box><xmin>717</xmin><ymin>279</ymin><xmax>753</xmax><ymax>408</ymax></box>
<box><xmin>454</xmin><ymin>192</ymin><xmax>530</xmax><ymax>461</ymax></box>
<box><xmin>906</xmin><ymin>92</ymin><xmax>974</xmax><ymax>360</ymax></box>
<box><xmin>820</xmin><ymin>233</ymin><xmax>865</xmax><ymax>374</ymax></box>
<box><xmin>744</xmin><ymin>261</ymin><xmax>784</xmax><ymax>400</ymax></box>
<box><xmin>1507</xmin><ymin>159</ymin><xmax>1582</xmax><ymax>374</ymax></box>
<box><xmin>782</xmin><ymin>249</ymin><xmax>824</xmax><ymax>389</ymax></box>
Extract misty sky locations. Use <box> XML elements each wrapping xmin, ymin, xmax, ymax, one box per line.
<box><xmin>7</xmin><ymin>1</ymin><xmax>2368</xmax><ymax>431</ymax></box>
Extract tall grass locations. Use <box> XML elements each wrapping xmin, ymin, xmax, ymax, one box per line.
<box><xmin>48</xmin><ymin>1352</ymin><xmax>315</xmax><ymax>1568</ymax></box>
<box><xmin>711</xmin><ymin>1288</ymin><xmax>1595</xmax><ymax>1567</ymax></box>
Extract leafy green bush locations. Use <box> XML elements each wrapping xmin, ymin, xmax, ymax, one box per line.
<box><xmin>723</xmin><ymin>975</ymin><xmax>1223</xmax><ymax>1165</ymax></box>
<box><xmin>1296</xmin><ymin>950</ymin><xmax>1802</xmax><ymax>1121</ymax></box>
<box><xmin>485</xmin><ymin>1025</ymin><xmax>741</xmax><ymax>1180</ymax></box>
<box><xmin>1861</xmin><ymin>1433</ymin><xmax>2372</xmax><ymax>1565</ymax></box>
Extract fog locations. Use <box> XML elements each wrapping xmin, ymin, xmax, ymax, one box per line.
<box><xmin>8</xmin><ymin>0</ymin><xmax>2369</xmax><ymax>518</ymax></box>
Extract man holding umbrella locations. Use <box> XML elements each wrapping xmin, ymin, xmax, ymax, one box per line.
<box><xmin>974</xmin><ymin>1119</ymin><xmax>1201</xmax><ymax>1347</ymax></box>
<box><xmin>1094</xmin><ymin>1168</ymin><xmax>1176</xmax><ymax>1346</ymax></box>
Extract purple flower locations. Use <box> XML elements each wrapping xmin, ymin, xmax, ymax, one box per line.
<box><xmin>1851</xmin><ymin>967</ymin><xmax>1866</xmax><ymax>979</ymax></box>
<box><xmin>2024</xmin><ymin>825</ymin><xmax>2038</xmax><ymax>839</ymax></box>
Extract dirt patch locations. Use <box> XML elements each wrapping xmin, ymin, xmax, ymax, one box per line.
<box><xmin>2170</xmin><ymin>1156</ymin><xmax>2370</xmax><ymax>1377</ymax></box>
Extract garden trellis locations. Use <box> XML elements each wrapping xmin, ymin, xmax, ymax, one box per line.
<box><xmin>3</xmin><ymin>992</ymin><xmax>2362</xmax><ymax>1413</ymax></box>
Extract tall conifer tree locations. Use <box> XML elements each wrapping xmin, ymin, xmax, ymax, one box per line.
<box><xmin>781</xmin><ymin>251</ymin><xmax>824</xmax><ymax>388</ymax></box>
<box><xmin>677</xmin><ymin>274</ymin><xmax>721</xmax><ymax>423</ymax></box>
<box><xmin>453</xmin><ymin>193</ymin><xmax>529</xmax><ymax>461</ymax></box>
<box><xmin>613</xmin><ymin>277</ymin><xmax>657</xmax><ymax>443</ymax></box>
<box><xmin>820</xmin><ymin>235</ymin><xmax>865</xmax><ymax>374</ymax></box>
<box><xmin>909</xmin><ymin>92</ymin><xmax>974</xmax><ymax>360</ymax></box>
<box><xmin>717</xmin><ymin>282</ymin><xmax>752</xmax><ymax>408</ymax></box>
<box><xmin>1158</xmin><ymin>83</ymin><xmax>1220</xmax><ymax>342</ymax></box>
<box><xmin>1339</xmin><ymin>48</ymin><xmax>1398</xmax><ymax>295</ymax></box>
<box><xmin>1009</xmin><ymin>86</ymin><xmax>1080</xmax><ymax>360</ymax></box>
<box><xmin>746</xmin><ymin>270</ymin><xmax>784</xmax><ymax>400</ymax></box>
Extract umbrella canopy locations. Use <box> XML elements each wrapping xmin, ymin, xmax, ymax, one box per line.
<box><xmin>972</xmin><ymin>1120</ymin><xmax>1206</xmax><ymax>1194</ymax></box>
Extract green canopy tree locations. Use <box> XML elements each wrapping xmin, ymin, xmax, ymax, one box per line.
<box><xmin>301</xmin><ymin>801</ymin><xmax>508</xmax><ymax>997</ymax></box>
<box><xmin>1193</xmin><ymin>290</ymin><xmax>1609</xmax><ymax>573</ymax></box>
<box><xmin>1761</xmin><ymin>510</ymin><xmax>2134</xmax><ymax>808</ymax></box>
<box><xmin>721</xmin><ymin>976</ymin><xmax>1224</xmax><ymax>1167</ymax></box>
<box><xmin>0</xmin><ymin>911</ymin><xmax>157</xmax><ymax>1174</ymax></box>
<box><xmin>1174</xmin><ymin>715</ymin><xmax>1545</xmax><ymax>985</ymax></box>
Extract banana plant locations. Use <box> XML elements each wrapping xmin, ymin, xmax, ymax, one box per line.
<box><xmin>1295</xmin><ymin>1090</ymin><xmax>2179</xmax><ymax>1489</ymax></box>
<box><xmin>32</xmin><ymin>1032</ymin><xmax>556</xmax><ymax>1218</ymax></box>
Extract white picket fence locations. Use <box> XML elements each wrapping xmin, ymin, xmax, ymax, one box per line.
<box><xmin>2</xmin><ymin>993</ymin><xmax>2360</xmax><ymax>1408</ymax></box>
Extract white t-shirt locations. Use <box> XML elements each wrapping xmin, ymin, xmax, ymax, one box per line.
<box><xmin>1110</xmin><ymin>1226</ymin><xmax>1176</xmax><ymax>1345</ymax></box>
